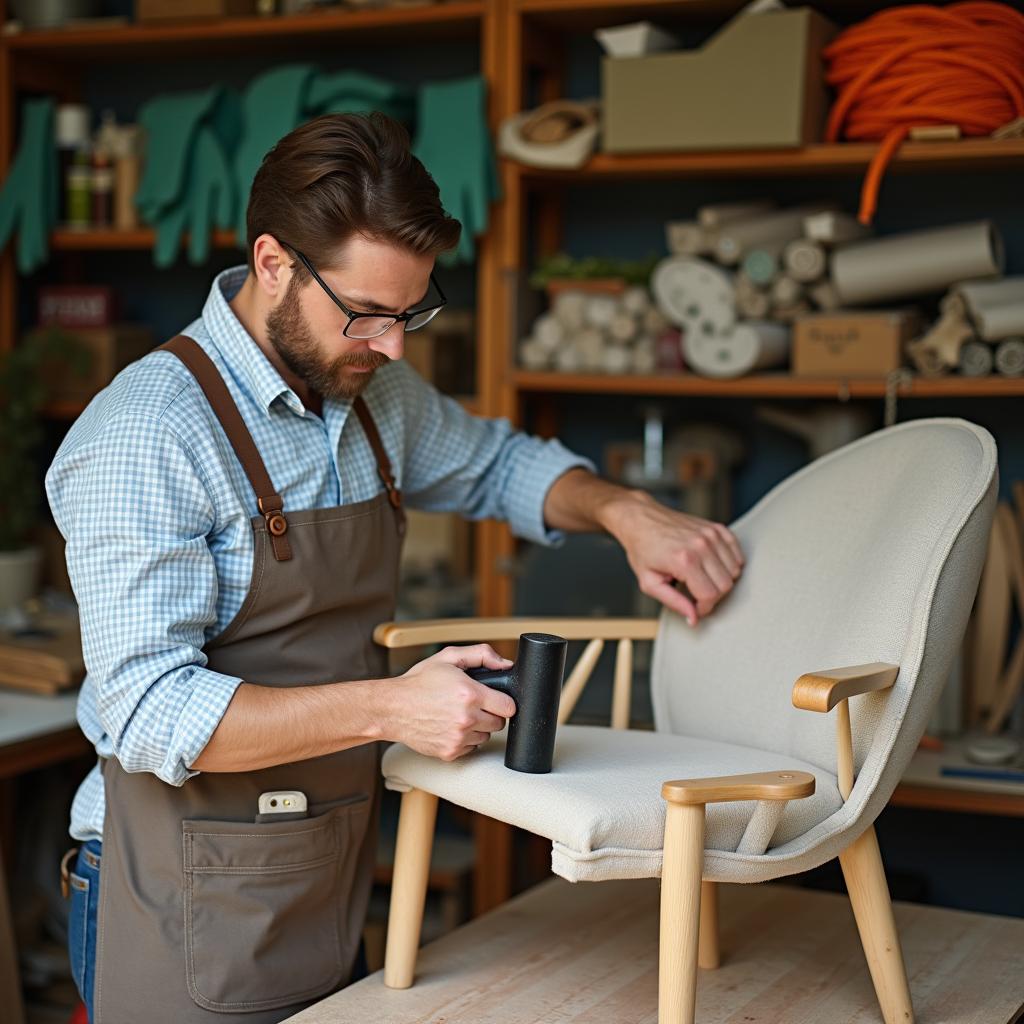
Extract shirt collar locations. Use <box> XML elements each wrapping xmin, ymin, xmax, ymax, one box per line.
<box><xmin>201</xmin><ymin>265</ymin><xmax>306</xmax><ymax>418</ymax></box>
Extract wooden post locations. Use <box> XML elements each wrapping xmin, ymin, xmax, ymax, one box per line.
<box><xmin>839</xmin><ymin>825</ymin><xmax>914</xmax><ymax>1024</ymax></box>
<box><xmin>384</xmin><ymin>789</ymin><xmax>439</xmax><ymax>989</ymax></box>
<box><xmin>698</xmin><ymin>880</ymin><xmax>720</xmax><ymax>970</ymax></box>
<box><xmin>659</xmin><ymin>803</ymin><xmax>704</xmax><ymax>1024</ymax></box>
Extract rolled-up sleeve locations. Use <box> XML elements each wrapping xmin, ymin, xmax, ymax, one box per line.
<box><xmin>395</xmin><ymin>361</ymin><xmax>595</xmax><ymax>545</ymax></box>
<box><xmin>45</xmin><ymin>413</ymin><xmax>242</xmax><ymax>786</ymax></box>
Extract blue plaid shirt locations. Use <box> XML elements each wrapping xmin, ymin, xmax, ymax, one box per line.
<box><xmin>46</xmin><ymin>265</ymin><xmax>592</xmax><ymax>842</ymax></box>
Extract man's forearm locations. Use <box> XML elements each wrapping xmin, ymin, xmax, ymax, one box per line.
<box><xmin>189</xmin><ymin>677</ymin><xmax>389</xmax><ymax>773</ymax></box>
<box><xmin>542</xmin><ymin>466</ymin><xmax>649</xmax><ymax>539</ymax></box>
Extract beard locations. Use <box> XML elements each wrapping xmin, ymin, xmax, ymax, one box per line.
<box><xmin>265</xmin><ymin>276</ymin><xmax>390</xmax><ymax>401</ymax></box>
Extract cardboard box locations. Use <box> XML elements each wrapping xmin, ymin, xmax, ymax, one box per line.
<box><xmin>792</xmin><ymin>311</ymin><xmax>919</xmax><ymax>377</ymax></box>
<box><xmin>135</xmin><ymin>0</ymin><xmax>257</xmax><ymax>21</ymax></box>
<box><xmin>602</xmin><ymin>8</ymin><xmax>836</xmax><ymax>153</ymax></box>
<box><xmin>25</xmin><ymin>325</ymin><xmax>154</xmax><ymax>405</ymax></box>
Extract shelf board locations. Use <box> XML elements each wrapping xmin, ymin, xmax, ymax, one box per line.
<box><xmin>50</xmin><ymin>228</ymin><xmax>239</xmax><ymax>251</ymax></box>
<box><xmin>0</xmin><ymin>2</ymin><xmax>482</xmax><ymax>59</ymax></box>
<box><xmin>514</xmin><ymin>0</ymin><xmax>901</xmax><ymax>29</ymax></box>
<box><xmin>517</xmin><ymin>138</ymin><xmax>1024</xmax><ymax>182</ymax></box>
<box><xmin>512</xmin><ymin>370</ymin><xmax>1024</xmax><ymax>399</ymax></box>
<box><xmin>516</xmin><ymin>0</ymin><xmax>745</xmax><ymax>28</ymax></box>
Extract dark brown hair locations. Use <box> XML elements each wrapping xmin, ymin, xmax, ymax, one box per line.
<box><xmin>246</xmin><ymin>112</ymin><xmax>461</xmax><ymax>275</ymax></box>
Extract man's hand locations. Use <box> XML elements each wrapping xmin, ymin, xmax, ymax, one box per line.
<box><xmin>604</xmin><ymin>490</ymin><xmax>744</xmax><ymax>626</ymax></box>
<box><xmin>542</xmin><ymin>468</ymin><xmax>746</xmax><ymax>627</ymax></box>
<box><xmin>383</xmin><ymin>644</ymin><xmax>516</xmax><ymax>761</ymax></box>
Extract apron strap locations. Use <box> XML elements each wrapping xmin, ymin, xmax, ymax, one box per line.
<box><xmin>158</xmin><ymin>335</ymin><xmax>293</xmax><ymax>562</ymax></box>
<box><xmin>353</xmin><ymin>397</ymin><xmax>406</xmax><ymax>534</ymax></box>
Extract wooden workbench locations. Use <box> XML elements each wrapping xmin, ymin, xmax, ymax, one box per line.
<box><xmin>287</xmin><ymin>877</ymin><xmax>1024</xmax><ymax>1024</ymax></box>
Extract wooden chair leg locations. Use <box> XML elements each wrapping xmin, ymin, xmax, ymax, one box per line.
<box><xmin>839</xmin><ymin>825</ymin><xmax>914</xmax><ymax>1024</ymax></box>
<box><xmin>659</xmin><ymin>803</ymin><xmax>704</xmax><ymax>1024</ymax></box>
<box><xmin>698</xmin><ymin>880</ymin><xmax>719</xmax><ymax>970</ymax></box>
<box><xmin>384</xmin><ymin>788</ymin><xmax>438</xmax><ymax>989</ymax></box>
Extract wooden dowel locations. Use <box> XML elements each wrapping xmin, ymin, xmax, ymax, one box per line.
<box><xmin>837</xmin><ymin>699</ymin><xmax>854</xmax><ymax>800</ymax></box>
<box><xmin>384</xmin><ymin>789</ymin><xmax>438</xmax><ymax>989</ymax></box>
<box><xmin>611</xmin><ymin>637</ymin><xmax>633</xmax><ymax>730</ymax></box>
<box><xmin>698</xmin><ymin>880</ymin><xmax>720</xmax><ymax>970</ymax></box>
<box><xmin>557</xmin><ymin>637</ymin><xmax>604</xmax><ymax>725</ymax></box>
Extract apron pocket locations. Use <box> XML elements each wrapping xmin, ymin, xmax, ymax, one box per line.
<box><xmin>182</xmin><ymin>796</ymin><xmax>370</xmax><ymax>1013</ymax></box>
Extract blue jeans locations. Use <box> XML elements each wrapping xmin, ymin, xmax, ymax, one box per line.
<box><xmin>67</xmin><ymin>839</ymin><xmax>102</xmax><ymax>1023</ymax></box>
<box><xmin>67</xmin><ymin>839</ymin><xmax>369</xmax><ymax>1023</ymax></box>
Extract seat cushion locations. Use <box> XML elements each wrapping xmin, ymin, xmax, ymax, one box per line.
<box><xmin>382</xmin><ymin>725</ymin><xmax>842</xmax><ymax>883</ymax></box>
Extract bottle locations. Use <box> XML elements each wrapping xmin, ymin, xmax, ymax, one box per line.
<box><xmin>66</xmin><ymin>147</ymin><xmax>92</xmax><ymax>232</ymax></box>
<box><xmin>91</xmin><ymin>150</ymin><xmax>114</xmax><ymax>228</ymax></box>
<box><xmin>54</xmin><ymin>104</ymin><xmax>90</xmax><ymax>224</ymax></box>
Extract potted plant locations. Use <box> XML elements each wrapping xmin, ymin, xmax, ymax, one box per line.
<box><xmin>0</xmin><ymin>331</ymin><xmax>88</xmax><ymax>610</ymax></box>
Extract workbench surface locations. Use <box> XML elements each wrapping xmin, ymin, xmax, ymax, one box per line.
<box><xmin>286</xmin><ymin>876</ymin><xmax>1024</xmax><ymax>1024</ymax></box>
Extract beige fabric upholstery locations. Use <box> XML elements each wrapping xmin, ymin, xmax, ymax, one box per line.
<box><xmin>382</xmin><ymin>418</ymin><xmax>998</xmax><ymax>884</ymax></box>
<box><xmin>384</xmin><ymin>725</ymin><xmax>841</xmax><ymax>882</ymax></box>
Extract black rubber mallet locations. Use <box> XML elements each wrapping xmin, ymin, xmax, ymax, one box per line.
<box><xmin>467</xmin><ymin>632</ymin><xmax>567</xmax><ymax>773</ymax></box>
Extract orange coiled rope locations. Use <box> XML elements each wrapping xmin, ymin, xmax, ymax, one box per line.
<box><xmin>823</xmin><ymin>2</ymin><xmax>1024</xmax><ymax>224</ymax></box>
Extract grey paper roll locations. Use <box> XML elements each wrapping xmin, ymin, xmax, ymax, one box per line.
<box><xmin>651</xmin><ymin>256</ymin><xmax>736</xmax><ymax>334</ymax></box>
<box><xmin>831</xmin><ymin>221</ymin><xmax>1004</xmax><ymax>306</ymax></box>
<box><xmin>803</xmin><ymin>210</ymin><xmax>869</xmax><ymax>246</ymax></box>
<box><xmin>666</xmin><ymin>221</ymin><xmax>710</xmax><ymax>256</ymax></box>
<box><xmin>712</xmin><ymin>203</ymin><xmax>836</xmax><ymax>266</ymax></box>
<box><xmin>735</xmin><ymin>280</ymin><xmax>771</xmax><ymax>319</ymax></box>
<box><xmin>741</xmin><ymin>247</ymin><xmax>781</xmax><ymax>286</ymax></box>
<box><xmin>954</xmin><ymin>278</ymin><xmax>1024</xmax><ymax>340</ymax></box>
<box><xmin>698</xmin><ymin>200</ymin><xmax>775</xmax><ymax>229</ymax></box>
<box><xmin>974</xmin><ymin>301</ymin><xmax>1024</xmax><ymax>341</ymax></box>
<box><xmin>994</xmin><ymin>337</ymin><xmax>1024</xmax><ymax>377</ymax></box>
<box><xmin>958</xmin><ymin>340</ymin><xmax>994</xmax><ymax>377</ymax></box>
<box><xmin>682</xmin><ymin>321</ymin><xmax>789</xmax><ymax>379</ymax></box>
<box><xmin>783</xmin><ymin>239</ymin><xmax>827</xmax><ymax>283</ymax></box>
<box><xmin>771</xmin><ymin>274</ymin><xmax>803</xmax><ymax>307</ymax></box>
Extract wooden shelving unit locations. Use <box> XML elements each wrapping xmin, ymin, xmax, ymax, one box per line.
<box><xmin>513</xmin><ymin>370</ymin><xmax>1024</xmax><ymax>399</ymax></box>
<box><xmin>519</xmin><ymin>137</ymin><xmax>1024</xmax><ymax>180</ymax></box>
<box><xmin>2</xmin><ymin>2</ymin><xmax>483</xmax><ymax>59</ymax></box>
<box><xmin>49</xmin><ymin>228</ymin><xmax>239</xmax><ymax>251</ymax></box>
<box><xmin>4</xmin><ymin>0</ymin><xmax>1024</xmax><ymax>916</ymax></box>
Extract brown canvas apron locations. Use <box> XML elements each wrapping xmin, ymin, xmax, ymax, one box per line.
<box><xmin>93</xmin><ymin>335</ymin><xmax>405</xmax><ymax>1023</ymax></box>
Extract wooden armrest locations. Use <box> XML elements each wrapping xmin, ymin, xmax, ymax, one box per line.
<box><xmin>792</xmin><ymin>663</ymin><xmax>900</xmax><ymax>713</ymax></box>
<box><xmin>661</xmin><ymin>770</ymin><xmax>815</xmax><ymax>806</ymax></box>
<box><xmin>374</xmin><ymin>617</ymin><xmax>658</xmax><ymax>648</ymax></box>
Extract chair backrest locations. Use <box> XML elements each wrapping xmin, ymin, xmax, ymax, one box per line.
<box><xmin>651</xmin><ymin>418</ymin><xmax>998</xmax><ymax>814</ymax></box>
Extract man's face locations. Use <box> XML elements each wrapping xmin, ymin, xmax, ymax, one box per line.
<box><xmin>266</xmin><ymin>234</ymin><xmax>434</xmax><ymax>401</ymax></box>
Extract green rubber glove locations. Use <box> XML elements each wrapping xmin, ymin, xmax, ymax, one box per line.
<box><xmin>0</xmin><ymin>98</ymin><xmax>58</xmax><ymax>274</ymax></box>
<box><xmin>138</xmin><ymin>87</ymin><xmax>242</xmax><ymax>267</ymax></box>
<box><xmin>306</xmin><ymin>70</ymin><xmax>413</xmax><ymax>123</ymax></box>
<box><xmin>234</xmin><ymin>64</ymin><xmax>316</xmax><ymax>241</ymax></box>
<box><xmin>136</xmin><ymin>87</ymin><xmax>223</xmax><ymax>226</ymax></box>
<box><xmin>412</xmin><ymin>75</ymin><xmax>500</xmax><ymax>266</ymax></box>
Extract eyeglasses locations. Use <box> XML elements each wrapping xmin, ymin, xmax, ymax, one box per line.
<box><xmin>281</xmin><ymin>242</ymin><xmax>446</xmax><ymax>340</ymax></box>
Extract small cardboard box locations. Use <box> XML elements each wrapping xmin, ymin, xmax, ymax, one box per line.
<box><xmin>602</xmin><ymin>8</ymin><xmax>836</xmax><ymax>153</ymax></box>
<box><xmin>26</xmin><ymin>325</ymin><xmax>154</xmax><ymax>405</ymax></box>
<box><xmin>792</xmin><ymin>311</ymin><xmax>919</xmax><ymax>377</ymax></box>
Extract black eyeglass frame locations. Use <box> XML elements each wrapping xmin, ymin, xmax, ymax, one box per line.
<box><xmin>282</xmin><ymin>242</ymin><xmax>447</xmax><ymax>339</ymax></box>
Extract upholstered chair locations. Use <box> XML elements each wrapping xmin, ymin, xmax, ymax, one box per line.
<box><xmin>378</xmin><ymin>417</ymin><xmax>998</xmax><ymax>1024</ymax></box>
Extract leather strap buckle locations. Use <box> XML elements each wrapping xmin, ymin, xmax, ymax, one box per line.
<box><xmin>257</xmin><ymin>495</ymin><xmax>288</xmax><ymax>536</ymax></box>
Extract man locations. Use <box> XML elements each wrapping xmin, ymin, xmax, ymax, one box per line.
<box><xmin>47</xmin><ymin>112</ymin><xmax>744</xmax><ymax>1024</ymax></box>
